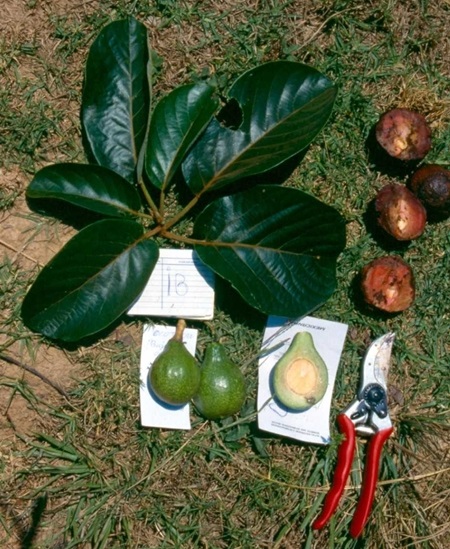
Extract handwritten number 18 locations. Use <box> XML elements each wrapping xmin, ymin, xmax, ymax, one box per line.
<box><xmin>167</xmin><ymin>273</ymin><xmax>188</xmax><ymax>297</ymax></box>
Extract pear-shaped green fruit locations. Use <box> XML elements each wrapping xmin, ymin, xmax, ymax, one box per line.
<box><xmin>194</xmin><ymin>343</ymin><xmax>246</xmax><ymax>420</ymax></box>
<box><xmin>149</xmin><ymin>320</ymin><xmax>200</xmax><ymax>406</ymax></box>
<box><xmin>272</xmin><ymin>331</ymin><xmax>328</xmax><ymax>411</ymax></box>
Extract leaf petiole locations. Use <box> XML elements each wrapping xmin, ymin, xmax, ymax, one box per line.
<box><xmin>138</xmin><ymin>176</ymin><xmax>163</xmax><ymax>223</ymax></box>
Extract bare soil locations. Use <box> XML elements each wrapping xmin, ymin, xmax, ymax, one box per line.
<box><xmin>0</xmin><ymin>1</ymin><xmax>94</xmax><ymax>439</ymax></box>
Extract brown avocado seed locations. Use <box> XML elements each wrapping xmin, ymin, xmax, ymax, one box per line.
<box><xmin>410</xmin><ymin>164</ymin><xmax>450</xmax><ymax>217</ymax></box>
<box><xmin>375</xmin><ymin>108</ymin><xmax>431</xmax><ymax>161</ymax></box>
<box><xmin>361</xmin><ymin>256</ymin><xmax>415</xmax><ymax>313</ymax></box>
<box><xmin>375</xmin><ymin>183</ymin><xmax>427</xmax><ymax>240</ymax></box>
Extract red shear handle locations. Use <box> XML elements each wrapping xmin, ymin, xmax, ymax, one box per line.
<box><xmin>349</xmin><ymin>427</ymin><xmax>394</xmax><ymax>538</ymax></box>
<box><xmin>312</xmin><ymin>414</ymin><xmax>356</xmax><ymax>530</ymax></box>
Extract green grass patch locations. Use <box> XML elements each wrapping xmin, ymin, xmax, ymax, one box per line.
<box><xmin>1</xmin><ymin>1</ymin><xmax>449</xmax><ymax>548</ymax></box>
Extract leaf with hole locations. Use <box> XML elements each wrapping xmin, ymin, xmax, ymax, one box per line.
<box><xmin>182</xmin><ymin>61</ymin><xmax>336</xmax><ymax>194</ymax></box>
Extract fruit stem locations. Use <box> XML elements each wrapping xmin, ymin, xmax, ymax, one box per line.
<box><xmin>172</xmin><ymin>319</ymin><xmax>187</xmax><ymax>342</ymax></box>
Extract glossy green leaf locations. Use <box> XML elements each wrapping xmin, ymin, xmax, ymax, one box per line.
<box><xmin>21</xmin><ymin>219</ymin><xmax>158</xmax><ymax>342</ymax></box>
<box><xmin>145</xmin><ymin>82</ymin><xmax>219</xmax><ymax>189</ymax></box>
<box><xmin>193</xmin><ymin>185</ymin><xmax>345</xmax><ymax>317</ymax></box>
<box><xmin>183</xmin><ymin>61</ymin><xmax>336</xmax><ymax>194</ymax></box>
<box><xmin>81</xmin><ymin>18</ymin><xmax>151</xmax><ymax>183</ymax></box>
<box><xmin>26</xmin><ymin>163</ymin><xmax>142</xmax><ymax>217</ymax></box>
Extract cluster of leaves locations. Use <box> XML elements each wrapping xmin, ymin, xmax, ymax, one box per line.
<box><xmin>21</xmin><ymin>17</ymin><xmax>346</xmax><ymax>343</ymax></box>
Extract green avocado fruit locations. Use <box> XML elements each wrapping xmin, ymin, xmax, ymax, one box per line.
<box><xmin>272</xmin><ymin>331</ymin><xmax>328</xmax><ymax>411</ymax></box>
<box><xmin>149</xmin><ymin>320</ymin><xmax>200</xmax><ymax>406</ymax></box>
<box><xmin>194</xmin><ymin>342</ymin><xmax>246</xmax><ymax>420</ymax></box>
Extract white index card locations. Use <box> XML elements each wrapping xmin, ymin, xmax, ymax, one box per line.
<box><xmin>128</xmin><ymin>248</ymin><xmax>215</xmax><ymax>320</ymax></box>
<box><xmin>140</xmin><ymin>323</ymin><xmax>198</xmax><ymax>430</ymax></box>
<box><xmin>257</xmin><ymin>316</ymin><xmax>348</xmax><ymax>445</ymax></box>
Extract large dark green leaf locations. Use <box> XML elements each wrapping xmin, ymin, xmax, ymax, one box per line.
<box><xmin>21</xmin><ymin>219</ymin><xmax>158</xmax><ymax>342</ymax></box>
<box><xmin>81</xmin><ymin>18</ymin><xmax>151</xmax><ymax>183</ymax></box>
<box><xmin>183</xmin><ymin>61</ymin><xmax>336</xmax><ymax>194</ymax></box>
<box><xmin>26</xmin><ymin>163</ymin><xmax>142</xmax><ymax>217</ymax></box>
<box><xmin>145</xmin><ymin>82</ymin><xmax>219</xmax><ymax>190</ymax></box>
<box><xmin>193</xmin><ymin>185</ymin><xmax>345</xmax><ymax>317</ymax></box>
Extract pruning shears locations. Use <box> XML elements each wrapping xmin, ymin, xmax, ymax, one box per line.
<box><xmin>313</xmin><ymin>332</ymin><xmax>395</xmax><ymax>538</ymax></box>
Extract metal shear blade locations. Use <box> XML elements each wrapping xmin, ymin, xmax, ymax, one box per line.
<box><xmin>359</xmin><ymin>332</ymin><xmax>395</xmax><ymax>394</ymax></box>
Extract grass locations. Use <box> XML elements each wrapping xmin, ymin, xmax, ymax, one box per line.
<box><xmin>1</xmin><ymin>0</ymin><xmax>450</xmax><ymax>547</ymax></box>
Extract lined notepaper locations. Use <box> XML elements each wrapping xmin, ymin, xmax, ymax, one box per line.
<box><xmin>128</xmin><ymin>248</ymin><xmax>215</xmax><ymax>319</ymax></box>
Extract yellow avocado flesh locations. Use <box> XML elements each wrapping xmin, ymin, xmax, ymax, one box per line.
<box><xmin>282</xmin><ymin>358</ymin><xmax>319</xmax><ymax>397</ymax></box>
<box><xmin>272</xmin><ymin>331</ymin><xmax>328</xmax><ymax>411</ymax></box>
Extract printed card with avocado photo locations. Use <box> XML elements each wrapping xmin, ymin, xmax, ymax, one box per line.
<box><xmin>257</xmin><ymin>316</ymin><xmax>348</xmax><ymax>444</ymax></box>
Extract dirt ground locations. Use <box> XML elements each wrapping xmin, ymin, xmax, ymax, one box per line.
<box><xmin>0</xmin><ymin>196</ymin><xmax>76</xmax><ymax>445</ymax></box>
<box><xmin>0</xmin><ymin>1</ymin><xmax>98</xmax><ymax>441</ymax></box>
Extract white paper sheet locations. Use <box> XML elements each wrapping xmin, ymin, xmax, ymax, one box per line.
<box><xmin>257</xmin><ymin>316</ymin><xmax>348</xmax><ymax>445</ymax></box>
<box><xmin>139</xmin><ymin>324</ymin><xmax>198</xmax><ymax>430</ymax></box>
<box><xmin>128</xmin><ymin>249</ymin><xmax>215</xmax><ymax>320</ymax></box>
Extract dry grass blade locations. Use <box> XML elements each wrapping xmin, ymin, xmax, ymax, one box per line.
<box><xmin>0</xmin><ymin>354</ymin><xmax>69</xmax><ymax>398</ymax></box>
